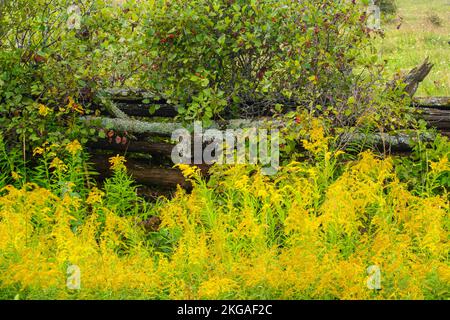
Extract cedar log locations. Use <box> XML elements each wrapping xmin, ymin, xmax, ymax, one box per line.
<box><xmin>88</xmin><ymin>140</ymin><xmax>174</xmax><ymax>156</ymax></box>
<box><xmin>90</xmin><ymin>155</ymin><xmax>191</xmax><ymax>189</ymax></box>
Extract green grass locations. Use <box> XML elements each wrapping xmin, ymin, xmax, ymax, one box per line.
<box><xmin>378</xmin><ymin>0</ymin><xmax>450</xmax><ymax>96</ymax></box>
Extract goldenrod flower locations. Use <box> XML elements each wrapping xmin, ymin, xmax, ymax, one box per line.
<box><xmin>50</xmin><ymin>157</ymin><xmax>67</xmax><ymax>172</ymax></box>
<box><xmin>86</xmin><ymin>187</ymin><xmax>104</xmax><ymax>205</ymax></box>
<box><xmin>235</xmin><ymin>174</ymin><xmax>249</xmax><ymax>190</ymax></box>
<box><xmin>0</xmin><ymin>147</ymin><xmax>447</xmax><ymax>300</ymax></box>
<box><xmin>334</xmin><ymin>150</ymin><xmax>345</xmax><ymax>158</ymax></box>
<box><xmin>109</xmin><ymin>155</ymin><xmax>127</xmax><ymax>171</ymax></box>
<box><xmin>11</xmin><ymin>171</ymin><xmax>21</xmax><ymax>181</ymax></box>
<box><xmin>33</xmin><ymin>147</ymin><xmax>45</xmax><ymax>157</ymax></box>
<box><xmin>175</xmin><ymin>164</ymin><xmax>201</xmax><ymax>179</ymax></box>
<box><xmin>302</xmin><ymin>118</ymin><xmax>329</xmax><ymax>155</ymax></box>
<box><xmin>66</xmin><ymin>140</ymin><xmax>82</xmax><ymax>156</ymax></box>
<box><xmin>38</xmin><ymin>104</ymin><xmax>51</xmax><ymax>117</ymax></box>
<box><xmin>429</xmin><ymin>157</ymin><xmax>449</xmax><ymax>174</ymax></box>
<box><xmin>198</xmin><ymin>277</ymin><xmax>238</xmax><ymax>299</ymax></box>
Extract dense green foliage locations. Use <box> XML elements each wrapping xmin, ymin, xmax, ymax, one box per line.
<box><xmin>1</xmin><ymin>0</ymin><xmax>413</xmax><ymax>150</ymax></box>
<box><xmin>0</xmin><ymin>0</ymin><xmax>145</xmax><ymax>150</ymax></box>
<box><xmin>143</xmin><ymin>0</ymin><xmax>409</xmax><ymax>127</ymax></box>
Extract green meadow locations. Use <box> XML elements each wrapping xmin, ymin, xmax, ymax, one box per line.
<box><xmin>379</xmin><ymin>0</ymin><xmax>450</xmax><ymax>96</ymax></box>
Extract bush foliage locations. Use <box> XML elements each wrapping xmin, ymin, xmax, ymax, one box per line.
<box><xmin>1</xmin><ymin>0</ymin><xmax>411</xmax><ymax>148</ymax></box>
<box><xmin>143</xmin><ymin>0</ymin><xmax>406</xmax><ymax>126</ymax></box>
<box><xmin>0</xmin><ymin>0</ymin><xmax>146</xmax><ymax>149</ymax></box>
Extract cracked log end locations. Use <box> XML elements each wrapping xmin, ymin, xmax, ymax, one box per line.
<box><xmin>402</xmin><ymin>57</ymin><xmax>434</xmax><ymax>97</ymax></box>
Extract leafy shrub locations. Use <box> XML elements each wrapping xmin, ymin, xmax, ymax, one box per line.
<box><xmin>0</xmin><ymin>0</ymin><xmax>146</xmax><ymax>151</ymax></box>
<box><xmin>143</xmin><ymin>0</ymin><xmax>404</xmax><ymax>128</ymax></box>
<box><xmin>0</xmin><ymin>133</ymin><xmax>24</xmax><ymax>188</ymax></box>
<box><xmin>0</xmin><ymin>0</ymin><xmax>416</xmax><ymax>162</ymax></box>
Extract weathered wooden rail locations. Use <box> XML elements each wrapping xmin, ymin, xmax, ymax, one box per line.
<box><xmin>86</xmin><ymin>90</ymin><xmax>449</xmax><ymax>195</ymax></box>
<box><xmin>84</xmin><ymin>59</ymin><xmax>447</xmax><ymax>193</ymax></box>
<box><xmin>413</xmin><ymin>97</ymin><xmax>450</xmax><ymax>137</ymax></box>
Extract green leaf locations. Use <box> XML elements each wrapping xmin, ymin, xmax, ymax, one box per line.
<box><xmin>149</xmin><ymin>105</ymin><xmax>161</xmax><ymax>115</ymax></box>
<box><xmin>98</xmin><ymin>130</ymin><xmax>106</xmax><ymax>139</ymax></box>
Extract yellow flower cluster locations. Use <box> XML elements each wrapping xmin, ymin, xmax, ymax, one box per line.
<box><xmin>109</xmin><ymin>155</ymin><xmax>127</xmax><ymax>171</ymax></box>
<box><xmin>11</xmin><ymin>171</ymin><xmax>22</xmax><ymax>181</ymax></box>
<box><xmin>430</xmin><ymin>157</ymin><xmax>449</xmax><ymax>174</ymax></box>
<box><xmin>38</xmin><ymin>104</ymin><xmax>51</xmax><ymax>117</ymax></box>
<box><xmin>0</xmin><ymin>150</ymin><xmax>447</xmax><ymax>300</ymax></box>
<box><xmin>86</xmin><ymin>187</ymin><xmax>105</xmax><ymax>205</ymax></box>
<box><xmin>176</xmin><ymin>164</ymin><xmax>202</xmax><ymax>180</ymax></box>
<box><xmin>301</xmin><ymin>118</ymin><xmax>330</xmax><ymax>155</ymax></box>
<box><xmin>66</xmin><ymin>140</ymin><xmax>82</xmax><ymax>156</ymax></box>
<box><xmin>50</xmin><ymin>157</ymin><xmax>68</xmax><ymax>172</ymax></box>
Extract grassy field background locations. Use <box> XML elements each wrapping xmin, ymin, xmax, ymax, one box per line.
<box><xmin>379</xmin><ymin>0</ymin><xmax>450</xmax><ymax>96</ymax></box>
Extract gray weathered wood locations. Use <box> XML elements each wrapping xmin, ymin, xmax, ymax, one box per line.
<box><xmin>414</xmin><ymin>97</ymin><xmax>450</xmax><ymax>108</ymax></box>
<box><xmin>400</xmin><ymin>57</ymin><xmax>434</xmax><ymax>97</ymax></box>
<box><xmin>88</xmin><ymin>140</ymin><xmax>175</xmax><ymax>156</ymax></box>
<box><xmin>82</xmin><ymin>116</ymin><xmax>282</xmax><ymax>136</ymax></box>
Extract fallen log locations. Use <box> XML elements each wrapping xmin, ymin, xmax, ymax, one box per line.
<box><xmin>115</xmin><ymin>103</ymin><xmax>178</xmax><ymax>118</ymax></box>
<box><xmin>88</xmin><ymin>127</ymin><xmax>439</xmax><ymax>192</ymax></box>
<box><xmin>107</xmin><ymin>102</ymin><xmax>450</xmax><ymax>131</ymax></box>
<box><xmin>83</xmin><ymin>117</ymin><xmax>184</xmax><ymax>136</ymax></box>
<box><xmin>82</xmin><ymin>116</ymin><xmax>282</xmax><ymax>136</ymax></box>
<box><xmin>91</xmin><ymin>155</ymin><xmax>191</xmax><ymax>189</ymax></box>
<box><xmin>338</xmin><ymin>131</ymin><xmax>435</xmax><ymax>153</ymax></box>
<box><xmin>414</xmin><ymin>97</ymin><xmax>450</xmax><ymax>108</ymax></box>
<box><xmin>104</xmin><ymin>92</ymin><xmax>450</xmax><ymax>135</ymax></box>
<box><xmin>88</xmin><ymin>139</ymin><xmax>174</xmax><ymax>156</ymax></box>
<box><xmin>106</xmin><ymin>89</ymin><xmax>450</xmax><ymax>110</ymax></box>
<box><xmin>100</xmin><ymin>88</ymin><xmax>161</xmax><ymax>103</ymax></box>
<box><xmin>420</xmin><ymin>112</ymin><xmax>450</xmax><ymax>129</ymax></box>
<box><xmin>414</xmin><ymin>98</ymin><xmax>450</xmax><ymax>131</ymax></box>
<box><xmin>96</xmin><ymin>93</ymin><xmax>131</xmax><ymax>120</ymax></box>
<box><xmin>397</xmin><ymin>57</ymin><xmax>434</xmax><ymax>97</ymax></box>
<box><xmin>84</xmin><ymin>113</ymin><xmax>443</xmax><ymax>155</ymax></box>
